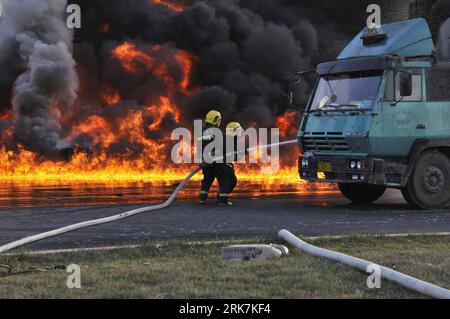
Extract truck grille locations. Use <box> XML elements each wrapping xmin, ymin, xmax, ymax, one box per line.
<box><xmin>302</xmin><ymin>132</ymin><xmax>350</xmax><ymax>152</ymax></box>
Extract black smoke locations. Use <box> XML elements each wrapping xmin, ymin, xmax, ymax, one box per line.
<box><xmin>67</xmin><ymin>0</ymin><xmax>359</xmax><ymax>132</ymax></box>
<box><xmin>70</xmin><ymin>0</ymin><xmax>320</xmax><ymax>128</ymax></box>
<box><xmin>0</xmin><ymin>0</ymin><xmax>430</xmax><ymax>159</ymax></box>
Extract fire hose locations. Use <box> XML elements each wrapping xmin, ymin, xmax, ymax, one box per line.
<box><xmin>0</xmin><ymin>140</ymin><xmax>298</xmax><ymax>254</ymax></box>
<box><xmin>279</xmin><ymin>230</ymin><xmax>450</xmax><ymax>299</ymax></box>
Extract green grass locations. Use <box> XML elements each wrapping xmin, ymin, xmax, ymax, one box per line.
<box><xmin>0</xmin><ymin>235</ymin><xmax>449</xmax><ymax>299</ymax></box>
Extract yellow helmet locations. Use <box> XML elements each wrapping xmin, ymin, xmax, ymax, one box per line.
<box><xmin>205</xmin><ymin>110</ymin><xmax>222</xmax><ymax>126</ymax></box>
<box><xmin>226</xmin><ymin>122</ymin><xmax>243</xmax><ymax>137</ymax></box>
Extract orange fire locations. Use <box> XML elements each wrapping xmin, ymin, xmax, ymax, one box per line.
<box><xmin>276</xmin><ymin>111</ymin><xmax>300</xmax><ymax>139</ymax></box>
<box><xmin>112</xmin><ymin>42</ymin><xmax>196</xmax><ymax>96</ymax></box>
<box><xmin>101</xmin><ymin>85</ymin><xmax>121</xmax><ymax>106</ymax></box>
<box><xmin>72</xmin><ymin>115</ymin><xmax>116</xmax><ymax>146</ymax></box>
<box><xmin>147</xmin><ymin>96</ymin><xmax>181</xmax><ymax>131</ymax></box>
<box><xmin>0</xmin><ymin>143</ymin><xmax>305</xmax><ymax>183</ymax></box>
<box><xmin>1</xmin><ymin>96</ymin><xmax>187</xmax><ymax>182</ymax></box>
<box><xmin>112</xmin><ymin>42</ymin><xmax>166</xmax><ymax>75</ymax></box>
<box><xmin>1</xmin><ymin>104</ymin><xmax>304</xmax><ymax>185</ymax></box>
<box><xmin>150</xmin><ymin>0</ymin><xmax>186</xmax><ymax>12</ymax></box>
<box><xmin>0</xmin><ymin>107</ymin><xmax>307</xmax><ymax>188</ymax></box>
<box><xmin>175</xmin><ymin>50</ymin><xmax>199</xmax><ymax>96</ymax></box>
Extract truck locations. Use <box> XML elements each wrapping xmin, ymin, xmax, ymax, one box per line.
<box><xmin>286</xmin><ymin>18</ymin><xmax>450</xmax><ymax>210</ymax></box>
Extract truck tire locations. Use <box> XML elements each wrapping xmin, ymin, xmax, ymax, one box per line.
<box><xmin>402</xmin><ymin>150</ymin><xmax>450</xmax><ymax>210</ymax></box>
<box><xmin>338</xmin><ymin>183</ymin><xmax>386</xmax><ymax>204</ymax></box>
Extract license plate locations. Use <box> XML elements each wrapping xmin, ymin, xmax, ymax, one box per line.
<box><xmin>317</xmin><ymin>162</ymin><xmax>333</xmax><ymax>173</ymax></box>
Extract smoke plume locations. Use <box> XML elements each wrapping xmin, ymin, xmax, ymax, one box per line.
<box><xmin>0</xmin><ymin>0</ymin><xmax>78</xmax><ymax>159</ymax></box>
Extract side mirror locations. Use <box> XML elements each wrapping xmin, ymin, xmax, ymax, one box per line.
<box><xmin>283</xmin><ymin>79</ymin><xmax>294</xmax><ymax>105</ymax></box>
<box><xmin>284</xmin><ymin>69</ymin><xmax>316</xmax><ymax>111</ymax></box>
<box><xmin>399</xmin><ymin>72</ymin><xmax>413</xmax><ymax>97</ymax></box>
<box><xmin>284</xmin><ymin>77</ymin><xmax>305</xmax><ymax>111</ymax></box>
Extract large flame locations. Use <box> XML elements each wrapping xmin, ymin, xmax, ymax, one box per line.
<box><xmin>0</xmin><ymin>38</ymin><xmax>332</xmax><ymax>199</ymax></box>
<box><xmin>112</xmin><ymin>42</ymin><xmax>197</xmax><ymax>96</ymax></box>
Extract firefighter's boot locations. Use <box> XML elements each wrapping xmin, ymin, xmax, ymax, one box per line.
<box><xmin>218</xmin><ymin>194</ymin><xmax>232</xmax><ymax>207</ymax></box>
<box><xmin>199</xmin><ymin>191</ymin><xmax>209</xmax><ymax>205</ymax></box>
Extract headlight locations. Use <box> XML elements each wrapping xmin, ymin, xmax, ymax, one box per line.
<box><xmin>301</xmin><ymin>158</ymin><xmax>309</xmax><ymax>168</ymax></box>
<box><xmin>350</xmin><ymin>160</ymin><xmax>362</xmax><ymax>170</ymax></box>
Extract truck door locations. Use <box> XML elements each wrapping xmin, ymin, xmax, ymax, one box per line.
<box><xmin>381</xmin><ymin>68</ymin><xmax>427</xmax><ymax>157</ymax></box>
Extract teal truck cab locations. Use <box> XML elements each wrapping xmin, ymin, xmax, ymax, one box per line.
<box><xmin>288</xmin><ymin>18</ymin><xmax>450</xmax><ymax>210</ymax></box>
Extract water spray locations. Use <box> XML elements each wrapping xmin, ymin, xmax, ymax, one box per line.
<box><xmin>247</xmin><ymin>140</ymin><xmax>298</xmax><ymax>152</ymax></box>
<box><xmin>0</xmin><ymin>140</ymin><xmax>298</xmax><ymax>254</ymax></box>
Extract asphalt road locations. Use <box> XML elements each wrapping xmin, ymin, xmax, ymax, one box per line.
<box><xmin>0</xmin><ymin>190</ymin><xmax>450</xmax><ymax>251</ymax></box>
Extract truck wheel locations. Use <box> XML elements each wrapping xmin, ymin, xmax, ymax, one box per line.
<box><xmin>402</xmin><ymin>151</ymin><xmax>450</xmax><ymax>210</ymax></box>
<box><xmin>338</xmin><ymin>183</ymin><xmax>386</xmax><ymax>204</ymax></box>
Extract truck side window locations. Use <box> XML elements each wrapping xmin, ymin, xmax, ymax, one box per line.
<box><xmin>384</xmin><ymin>69</ymin><xmax>423</xmax><ymax>102</ymax></box>
<box><xmin>426</xmin><ymin>68</ymin><xmax>450</xmax><ymax>101</ymax></box>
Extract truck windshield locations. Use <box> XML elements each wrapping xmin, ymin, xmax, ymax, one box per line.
<box><xmin>309</xmin><ymin>71</ymin><xmax>383</xmax><ymax>112</ymax></box>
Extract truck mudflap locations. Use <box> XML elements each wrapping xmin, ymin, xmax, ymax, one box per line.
<box><xmin>298</xmin><ymin>156</ymin><xmax>405</xmax><ymax>187</ymax></box>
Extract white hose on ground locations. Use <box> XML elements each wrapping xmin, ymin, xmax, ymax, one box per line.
<box><xmin>0</xmin><ymin>168</ymin><xmax>201</xmax><ymax>254</ymax></box>
<box><xmin>279</xmin><ymin>230</ymin><xmax>450</xmax><ymax>299</ymax></box>
<box><xmin>0</xmin><ymin>140</ymin><xmax>298</xmax><ymax>254</ymax></box>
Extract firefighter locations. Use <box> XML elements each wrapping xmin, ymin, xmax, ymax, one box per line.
<box><xmin>220</xmin><ymin>122</ymin><xmax>244</xmax><ymax>206</ymax></box>
<box><xmin>198</xmin><ymin>110</ymin><xmax>224</xmax><ymax>205</ymax></box>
